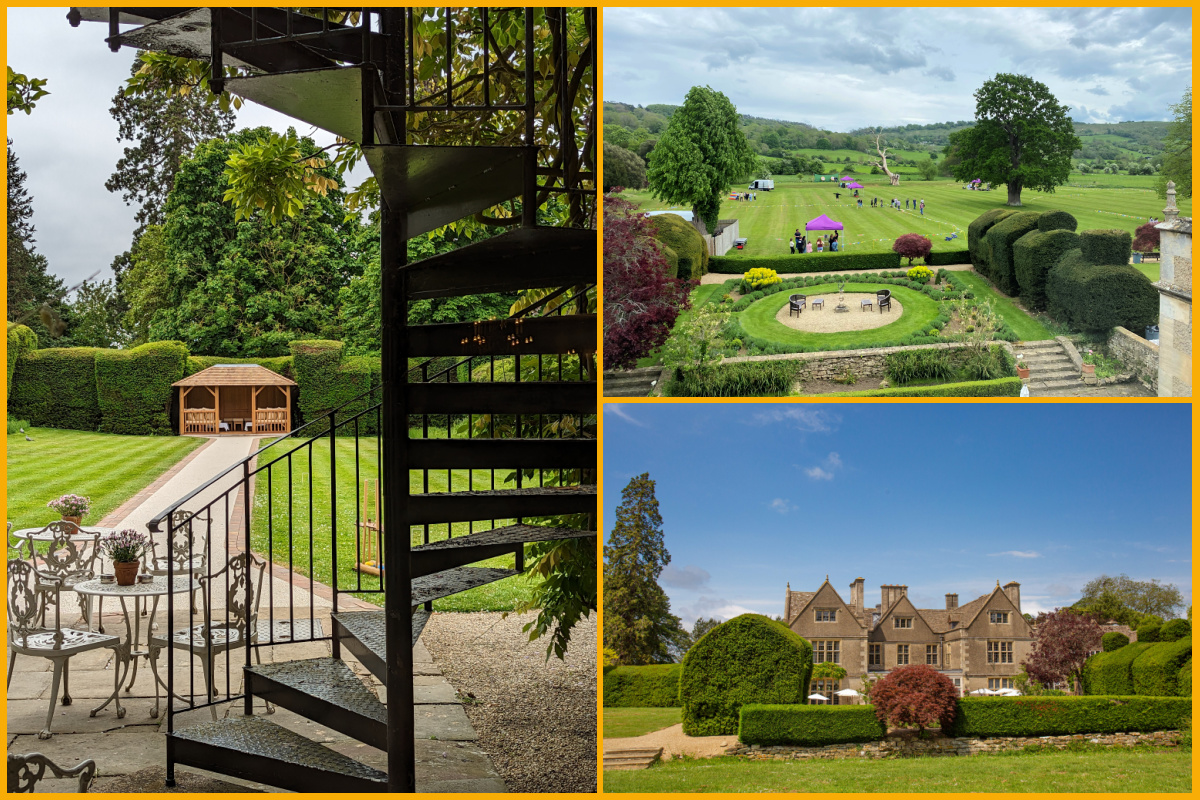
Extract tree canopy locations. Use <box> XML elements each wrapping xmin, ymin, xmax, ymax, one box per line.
<box><xmin>603</xmin><ymin>141</ymin><xmax>647</xmax><ymax>191</ymax></box>
<box><xmin>646</xmin><ymin>86</ymin><xmax>757</xmax><ymax>233</ymax></box>
<box><xmin>1157</xmin><ymin>85</ymin><xmax>1191</xmax><ymax>200</ymax></box>
<box><xmin>1024</xmin><ymin>608</ymin><xmax>1102</xmax><ymax>693</ymax></box>
<box><xmin>1074</xmin><ymin>574</ymin><xmax>1184</xmax><ymax>622</ymax></box>
<box><xmin>949</xmin><ymin>73</ymin><xmax>1081</xmax><ymax>206</ymax></box>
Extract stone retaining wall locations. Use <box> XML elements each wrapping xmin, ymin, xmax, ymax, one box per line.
<box><xmin>1108</xmin><ymin>326</ymin><xmax>1159</xmax><ymax>393</ymax></box>
<box><xmin>721</xmin><ymin>341</ymin><xmax>1014</xmax><ymax>381</ymax></box>
<box><xmin>726</xmin><ymin>729</ymin><xmax>1181</xmax><ymax>761</ymax></box>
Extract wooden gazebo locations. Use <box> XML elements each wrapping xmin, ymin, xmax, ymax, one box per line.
<box><xmin>173</xmin><ymin>364</ymin><xmax>296</xmax><ymax>436</ymax></box>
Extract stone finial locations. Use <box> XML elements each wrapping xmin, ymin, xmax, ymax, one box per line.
<box><xmin>1164</xmin><ymin>181</ymin><xmax>1179</xmax><ymax>222</ymax></box>
<box><xmin>787</xmin><ymin>582</ymin><xmax>790</xmax><ymax>591</ymax></box>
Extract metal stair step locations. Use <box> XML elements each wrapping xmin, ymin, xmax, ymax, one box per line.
<box><xmin>411</xmin><ymin>524</ymin><xmax>596</xmax><ymax>578</ymax></box>
<box><xmin>409</xmin><ymin>485</ymin><xmax>597</xmax><ymax>525</ymax></box>
<box><xmin>228</xmin><ymin>66</ymin><xmax>375</xmax><ymax>144</ymax></box>
<box><xmin>168</xmin><ymin>716</ymin><xmax>387</xmax><ymax>793</ymax></box>
<box><xmin>245</xmin><ymin>657</ymin><xmax>386</xmax><ymax>751</ymax></box>
<box><xmin>332</xmin><ymin>609</ymin><xmax>430</xmax><ymax>686</ymax></box>
<box><xmin>412</xmin><ymin>566</ymin><xmax>519</xmax><ymax>607</ymax></box>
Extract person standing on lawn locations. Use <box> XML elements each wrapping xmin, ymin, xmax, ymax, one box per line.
<box><xmin>920</xmin><ymin>199</ymin><xmax>925</xmax><ymax>215</ymax></box>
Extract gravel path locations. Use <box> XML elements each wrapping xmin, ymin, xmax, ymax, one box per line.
<box><xmin>422</xmin><ymin>611</ymin><xmax>597</xmax><ymax>793</ymax></box>
<box><xmin>604</xmin><ymin>724</ymin><xmax>734</xmax><ymax>760</ymax></box>
<box><xmin>774</xmin><ymin>293</ymin><xmax>903</xmax><ymax>332</ymax></box>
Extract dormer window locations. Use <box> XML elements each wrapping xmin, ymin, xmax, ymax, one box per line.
<box><xmin>815</xmin><ymin>608</ymin><xmax>836</xmax><ymax>622</ymax></box>
<box><xmin>989</xmin><ymin>611</ymin><xmax>1009</xmax><ymax>624</ymax></box>
<box><xmin>894</xmin><ymin>617</ymin><xmax>913</xmax><ymax>629</ymax></box>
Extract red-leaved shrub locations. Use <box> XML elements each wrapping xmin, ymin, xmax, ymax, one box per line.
<box><xmin>1132</xmin><ymin>222</ymin><xmax>1160</xmax><ymax>254</ymax></box>
<box><xmin>869</xmin><ymin>664</ymin><xmax>958</xmax><ymax>732</ymax></box>
<box><xmin>893</xmin><ymin>233</ymin><xmax>933</xmax><ymax>265</ymax></box>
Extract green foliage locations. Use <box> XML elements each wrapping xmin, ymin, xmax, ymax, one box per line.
<box><xmin>981</xmin><ymin>211</ymin><xmax>1040</xmax><ymax>294</ymax></box>
<box><xmin>1080</xmin><ymin>229</ymin><xmax>1133</xmax><ymax>267</ymax></box>
<box><xmin>648</xmin><ymin>213</ymin><xmax>708</xmax><ymax>279</ymax></box>
<box><xmin>709</xmin><ymin>252</ymin><xmax>902</xmax><ymax>274</ymax></box>
<box><xmin>1038</xmin><ymin>210</ymin><xmax>1078</xmax><ymax>233</ymax></box>
<box><xmin>94</xmin><ymin>341</ymin><xmax>188</xmax><ymax>435</ymax></box>
<box><xmin>668</xmin><ymin>360</ymin><xmax>800</xmax><ymax>398</ymax></box>
<box><xmin>186</xmin><ymin>354</ymin><xmax>294</xmax><ymax>380</ymax></box>
<box><xmin>1013</xmin><ymin>227</ymin><xmax>1080</xmax><ymax>310</ymax></box>
<box><xmin>289</xmin><ymin>340</ymin><xmax>379</xmax><ymax>433</ymax></box>
<box><xmin>947</xmin><ymin>696</ymin><xmax>1190</xmax><ymax>737</ymax></box>
<box><xmin>647</xmin><ymin>86</ymin><xmax>759</xmax><ymax>233</ymax></box>
<box><xmin>603</xmin><ymin>664</ymin><xmax>683</xmax><ymax>708</ymax></box>
<box><xmin>6</xmin><ymin>322</ymin><xmax>37</xmax><ymax>398</ymax></box>
<box><xmin>679</xmin><ymin>614</ymin><xmax>813</xmax><ymax>736</ymax></box>
<box><xmin>967</xmin><ymin>208</ymin><xmax>1017</xmax><ymax>272</ymax></box>
<box><xmin>741</xmin><ymin>267</ymin><xmax>782</xmax><ymax>291</ymax></box>
<box><xmin>9</xmin><ymin>347</ymin><xmax>102</xmax><ymax>431</ymax></box>
<box><xmin>1160</xmin><ymin>619</ymin><xmax>1191</xmax><ymax>642</ymax></box>
<box><xmin>906</xmin><ymin>265</ymin><xmax>934</xmax><ymax>283</ymax></box>
<box><xmin>1045</xmin><ymin>250</ymin><xmax>1158</xmax><ymax>334</ymax></box>
<box><xmin>1156</xmin><ymin>86</ymin><xmax>1190</xmax><ymax>200</ymax></box>
<box><xmin>1102</xmin><ymin>632</ymin><xmax>1130</xmax><ymax>652</ymax></box>
<box><xmin>738</xmin><ymin>704</ymin><xmax>886</xmax><ymax>746</ymax></box>
<box><xmin>6</xmin><ymin>67</ymin><xmax>49</xmax><ymax>115</ymax></box>
<box><xmin>816</xmin><ymin>377</ymin><xmax>1023</xmax><ymax>397</ymax></box>
<box><xmin>925</xmin><ymin>249</ymin><xmax>972</xmax><ymax>266</ymax></box>
<box><xmin>1131</xmin><ymin>637</ymin><xmax>1191</xmax><ymax>697</ymax></box>
<box><xmin>1082</xmin><ymin>642</ymin><xmax>1154</xmax><ymax>695</ymax></box>
<box><xmin>1178</xmin><ymin>657</ymin><xmax>1191</xmax><ymax>697</ymax></box>
<box><xmin>1138</xmin><ymin>622</ymin><xmax>1162</xmax><ymax>643</ymax></box>
<box><xmin>604</xmin><ymin>142</ymin><xmax>648</xmax><ymax>192</ymax></box>
<box><xmin>884</xmin><ymin>348</ymin><xmax>955</xmax><ymax>384</ymax></box>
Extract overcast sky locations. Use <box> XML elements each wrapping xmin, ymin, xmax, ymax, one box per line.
<box><xmin>604</xmin><ymin>404</ymin><xmax>1192</xmax><ymax>627</ymax></box>
<box><xmin>604</xmin><ymin>7</ymin><xmax>1192</xmax><ymax>132</ymax></box>
<box><xmin>6</xmin><ymin>7</ymin><xmax>363</xmax><ymax>289</ymax></box>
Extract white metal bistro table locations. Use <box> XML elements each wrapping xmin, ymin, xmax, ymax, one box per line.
<box><xmin>74</xmin><ymin>575</ymin><xmax>195</xmax><ymax>710</ymax></box>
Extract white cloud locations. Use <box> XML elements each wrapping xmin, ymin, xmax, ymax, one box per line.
<box><xmin>988</xmin><ymin>550</ymin><xmax>1042</xmax><ymax>559</ymax></box>
<box><xmin>769</xmin><ymin>498</ymin><xmax>795</xmax><ymax>514</ymax></box>
<box><xmin>750</xmin><ymin>407</ymin><xmax>839</xmax><ymax>433</ymax></box>
<box><xmin>603</xmin><ymin>404</ymin><xmax>647</xmax><ymax>427</ymax></box>
<box><xmin>803</xmin><ymin>451</ymin><xmax>842</xmax><ymax>480</ymax></box>
<box><xmin>661</xmin><ymin>564</ymin><xmax>711</xmax><ymax>590</ymax></box>
<box><xmin>804</xmin><ymin>466</ymin><xmax>834</xmax><ymax>481</ymax></box>
<box><xmin>675</xmin><ymin>594</ymin><xmax>773</xmax><ymax>626</ymax></box>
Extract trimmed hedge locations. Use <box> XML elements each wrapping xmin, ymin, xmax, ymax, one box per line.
<box><xmin>947</xmin><ymin>696</ymin><xmax>1190</xmax><ymax>737</ymax></box>
<box><xmin>1160</xmin><ymin>619</ymin><xmax>1191</xmax><ymax>642</ymax></box>
<box><xmin>814</xmin><ymin>376</ymin><xmax>1023</xmax><ymax>397</ymax></box>
<box><xmin>1080</xmin><ymin>228</ymin><xmax>1132</xmax><ymax>267</ymax></box>
<box><xmin>649</xmin><ymin>212</ymin><xmax>708</xmax><ymax>280</ymax></box>
<box><xmin>680</xmin><ymin>614</ymin><xmax>813</xmax><ymax>736</ymax></box>
<box><xmin>981</xmin><ymin>211</ymin><xmax>1040</xmax><ymax>295</ymax></box>
<box><xmin>1138</xmin><ymin>622</ymin><xmax>1162</xmax><ymax>643</ymax></box>
<box><xmin>10</xmin><ymin>347</ymin><xmax>103</xmax><ymax>431</ymax></box>
<box><xmin>1102</xmin><ymin>631</ymin><xmax>1130</xmax><ymax>652</ymax></box>
<box><xmin>1038</xmin><ymin>210</ymin><xmax>1078</xmax><ymax>233</ymax></box>
<box><xmin>739</xmin><ymin>704</ymin><xmax>886</xmax><ymax>746</ymax></box>
<box><xmin>1013</xmin><ymin>228</ymin><xmax>1080</xmax><ymax>311</ymax></box>
<box><xmin>967</xmin><ymin>208</ymin><xmax>1017</xmax><ymax>274</ymax></box>
<box><xmin>1083</xmin><ymin>642</ymin><xmax>1154</xmax><ymax>695</ymax></box>
<box><xmin>709</xmin><ymin>252</ymin><xmax>901</xmax><ymax>274</ymax></box>
<box><xmin>925</xmin><ymin>249</ymin><xmax>971</xmax><ymax>266</ymax></box>
<box><xmin>7</xmin><ymin>323</ymin><xmax>38</xmax><ymax>399</ymax></box>
<box><xmin>1132</xmin><ymin>636</ymin><xmax>1192</xmax><ymax>697</ymax></box>
<box><xmin>186</xmin><ymin>354</ymin><xmax>295</xmax><ymax>380</ymax></box>
<box><xmin>290</xmin><ymin>340</ymin><xmax>380</xmax><ymax>434</ymax></box>
<box><xmin>603</xmin><ymin>665</ymin><xmax>682</xmax><ymax>707</ymax></box>
<box><xmin>1045</xmin><ymin>250</ymin><xmax>1159</xmax><ymax>334</ymax></box>
<box><xmin>95</xmin><ymin>341</ymin><xmax>188</xmax><ymax>435</ymax></box>
<box><xmin>1179</xmin><ymin>657</ymin><xmax>1191</xmax><ymax>696</ymax></box>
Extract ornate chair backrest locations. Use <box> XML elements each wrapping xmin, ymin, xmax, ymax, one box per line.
<box><xmin>7</xmin><ymin>559</ymin><xmax>53</xmax><ymax>647</ymax></box>
<box><xmin>197</xmin><ymin>552</ymin><xmax>268</xmax><ymax>642</ymax></box>
<box><xmin>159</xmin><ymin>510</ymin><xmax>210</xmax><ymax>575</ymax></box>
<box><xmin>27</xmin><ymin>522</ymin><xmax>98</xmax><ymax>583</ymax></box>
<box><xmin>8</xmin><ymin>752</ymin><xmax>96</xmax><ymax>793</ymax></box>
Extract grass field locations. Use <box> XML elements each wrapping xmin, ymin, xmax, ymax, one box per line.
<box><xmin>603</xmin><ymin>747</ymin><xmax>1191</xmax><ymax>793</ymax></box>
<box><xmin>604</xmin><ymin>707</ymin><xmax>682</xmax><ymax>738</ymax></box>
<box><xmin>250</xmin><ymin>433</ymin><xmax>537</xmax><ymax>611</ymax></box>
<box><xmin>622</xmin><ymin>173</ymin><xmax>1190</xmax><ymax>258</ymax></box>
<box><xmin>6</xmin><ymin>428</ymin><xmax>205</xmax><ymax>533</ymax></box>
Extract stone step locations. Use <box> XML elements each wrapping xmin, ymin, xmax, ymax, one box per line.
<box><xmin>605</xmin><ymin>762</ymin><xmax>657</xmax><ymax>771</ymax></box>
<box><xmin>1023</xmin><ymin>358</ymin><xmax>1072</xmax><ymax>370</ymax></box>
<box><xmin>603</xmin><ymin>385</ymin><xmax>655</xmax><ymax>398</ymax></box>
<box><xmin>602</xmin><ymin>747</ymin><xmax>662</xmax><ymax>771</ymax></box>
<box><xmin>1035</xmin><ymin>377</ymin><xmax>1087</xmax><ymax>390</ymax></box>
<box><xmin>1029</xmin><ymin>368</ymin><xmax>1081</xmax><ymax>381</ymax></box>
<box><xmin>603</xmin><ymin>748</ymin><xmax>663</xmax><ymax>758</ymax></box>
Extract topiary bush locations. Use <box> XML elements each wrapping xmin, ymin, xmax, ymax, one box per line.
<box><xmin>982</xmin><ymin>211</ymin><xmax>1041</xmax><ymax>295</ymax></box>
<box><xmin>1179</xmin><ymin>657</ymin><xmax>1191</xmax><ymax>696</ymax></box>
<box><xmin>95</xmin><ymin>341</ymin><xmax>189</xmax><ymax>435</ymax></box>
<box><xmin>1102</xmin><ymin>632</ymin><xmax>1130</xmax><ymax>652</ymax></box>
<box><xmin>1013</xmin><ymin>228</ymin><xmax>1080</xmax><ymax>311</ymax></box>
<box><xmin>1045</xmin><ymin>250</ymin><xmax>1159</xmax><ymax>334</ymax></box>
<box><xmin>1080</xmin><ymin>229</ymin><xmax>1132</xmax><ymax>267</ymax></box>
<box><xmin>947</xmin><ymin>696</ymin><xmax>1190</xmax><ymax>737</ymax></box>
<box><xmin>603</xmin><ymin>664</ymin><xmax>682</xmax><ymax>707</ymax></box>
<box><xmin>290</xmin><ymin>340</ymin><xmax>379</xmax><ymax>434</ymax></box>
<box><xmin>1082</xmin><ymin>642</ymin><xmax>1154</xmax><ymax>695</ymax></box>
<box><xmin>648</xmin><ymin>212</ymin><xmax>709</xmax><ymax>280</ymax></box>
<box><xmin>186</xmin><ymin>354</ymin><xmax>295</xmax><ymax>380</ymax></box>
<box><xmin>1160</xmin><ymin>619</ymin><xmax>1191</xmax><ymax>642</ymax></box>
<box><xmin>9</xmin><ymin>347</ymin><xmax>102</xmax><ymax>431</ymax></box>
<box><xmin>1037</xmin><ymin>210</ymin><xmax>1078</xmax><ymax>233</ymax></box>
<box><xmin>679</xmin><ymin>614</ymin><xmax>813</xmax><ymax>736</ymax></box>
<box><xmin>924</xmin><ymin>249</ymin><xmax>972</xmax><ymax>266</ymax></box>
<box><xmin>870</xmin><ymin>664</ymin><xmax>958</xmax><ymax>732</ymax></box>
<box><xmin>738</xmin><ymin>704</ymin><xmax>886</xmax><ymax>746</ymax></box>
<box><xmin>967</xmin><ymin>208</ymin><xmax>1017</xmax><ymax>276</ymax></box>
<box><xmin>6</xmin><ymin>323</ymin><xmax>38</xmax><ymax>400</ymax></box>
<box><xmin>1132</xmin><ymin>637</ymin><xmax>1192</xmax><ymax>697</ymax></box>
<box><xmin>1137</xmin><ymin>622</ymin><xmax>1162</xmax><ymax>643</ymax></box>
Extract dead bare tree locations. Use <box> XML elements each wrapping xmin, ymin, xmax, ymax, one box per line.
<box><xmin>868</xmin><ymin>132</ymin><xmax>900</xmax><ymax>186</ymax></box>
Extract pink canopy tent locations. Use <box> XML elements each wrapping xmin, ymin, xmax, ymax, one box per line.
<box><xmin>806</xmin><ymin>214</ymin><xmax>844</xmax><ymax>232</ymax></box>
<box><xmin>847</xmin><ymin>182</ymin><xmax>863</xmax><ymax>189</ymax></box>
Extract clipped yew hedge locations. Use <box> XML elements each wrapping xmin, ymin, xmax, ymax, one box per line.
<box><xmin>947</xmin><ymin>696</ymin><xmax>1189</xmax><ymax>738</ymax></box>
<box><xmin>739</xmin><ymin>704</ymin><xmax>886</xmax><ymax>746</ymax></box>
<box><xmin>649</xmin><ymin>212</ymin><xmax>708</xmax><ymax>280</ymax></box>
<box><xmin>1083</xmin><ymin>642</ymin><xmax>1154</xmax><ymax>695</ymax></box>
<box><xmin>95</xmin><ymin>341</ymin><xmax>188</xmax><ymax>435</ymax></box>
<box><xmin>925</xmin><ymin>249</ymin><xmax>971</xmax><ymax>266</ymax></box>
<box><xmin>186</xmin><ymin>354</ymin><xmax>295</xmax><ymax>380</ymax></box>
<box><xmin>1131</xmin><ymin>636</ymin><xmax>1192</xmax><ymax>697</ymax></box>
<box><xmin>709</xmin><ymin>252</ymin><xmax>901</xmax><ymax>274</ymax></box>
<box><xmin>1013</xmin><ymin>228</ymin><xmax>1080</xmax><ymax>311</ymax></box>
<box><xmin>603</xmin><ymin>665</ymin><xmax>682</xmax><ymax>707</ymax></box>
<box><xmin>1080</xmin><ymin>228</ymin><xmax>1132</xmax><ymax>266</ymax></box>
<box><xmin>967</xmin><ymin>208</ymin><xmax>1017</xmax><ymax>273</ymax></box>
<box><xmin>679</xmin><ymin>614</ymin><xmax>812</xmax><ymax>736</ymax></box>
<box><xmin>7</xmin><ymin>323</ymin><xmax>38</xmax><ymax>399</ymax></box>
<box><xmin>10</xmin><ymin>347</ymin><xmax>103</xmax><ymax>431</ymax></box>
<box><xmin>1045</xmin><ymin>250</ymin><xmax>1158</xmax><ymax>334</ymax></box>
<box><xmin>981</xmin><ymin>211</ymin><xmax>1040</xmax><ymax>295</ymax></box>
<box><xmin>1179</xmin><ymin>658</ymin><xmax>1191</xmax><ymax>696</ymax></box>
<box><xmin>290</xmin><ymin>340</ymin><xmax>380</xmax><ymax>434</ymax></box>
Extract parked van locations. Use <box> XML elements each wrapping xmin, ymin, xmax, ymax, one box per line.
<box><xmin>748</xmin><ymin>179</ymin><xmax>774</xmax><ymax>190</ymax></box>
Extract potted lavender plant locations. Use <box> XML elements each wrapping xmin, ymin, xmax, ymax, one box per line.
<box><xmin>100</xmin><ymin>529</ymin><xmax>150</xmax><ymax>586</ymax></box>
<box><xmin>47</xmin><ymin>494</ymin><xmax>91</xmax><ymax>526</ymax></box>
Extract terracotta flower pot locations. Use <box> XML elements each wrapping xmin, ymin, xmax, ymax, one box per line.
<box><xmin>114</xmin><ymin>561</ymin><xmax>140</xmax><ymax>586</ymax></box>
<box><xmin>1081</xmin><ymin>363</ymin><xmax>1096</xmax><ymax>376</ymax></box>
<box><xmin>1017</xmin><ymin>366</ymin><xmax>1030</xmax><ymax>379</ymax></box>
<box><xmin>62</xmin><ymin>515</ymin><xmax>82</xmax><ymax>527</ymax></box>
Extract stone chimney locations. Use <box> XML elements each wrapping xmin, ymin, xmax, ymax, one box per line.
<box><xmin>945</xmin><ymin>593</ymin><xmax>958</xmax><ymax>609</ymax></box>
<box><xmin>1003</xmin><ymin>581</ymin><xmax>1021</xmax><ymax>612</ymax></box>
<box><xmin>881</xmin><ymin>584</ymin><xmax>903</xmax><ymax>609</ymax></box>
<box><xmin>849</xmin><ymin>577</ymin><xmax>864</xmax><ymax>614</ymax></box>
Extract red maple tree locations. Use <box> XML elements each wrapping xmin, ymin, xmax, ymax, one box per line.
<box><xmin>869</xmin><ymin>664</ymin><xmax>958</xmax><ymax>733</ymax></box>
<box><xmin>1132</xmin><ymin>222</ymin><xmax>1161</xmax><ymax>254</ymax></box>
<box><xmin>892</xmin><ymin>233</ymin><xmax>933</xmax><ymax>266</ymax></box>
<box><xmin>603</xmin><ymin>196</ymin><xmax>694</xmax><ymax>371</ymax></box>
<box><xmin>1023</xmin><ymin>609</ymin><xmax>1102</xmax><ymax>694</ymax></box>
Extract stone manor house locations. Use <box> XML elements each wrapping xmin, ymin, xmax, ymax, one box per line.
<box><xmin>786</xmin><ymin>577</ymin><xmax>1034</xmax><ymax>700</ymax></box>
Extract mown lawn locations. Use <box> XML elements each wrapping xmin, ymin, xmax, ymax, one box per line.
<box><xmin>250</xmin><ymin>432</ymin><xmax>537</xmax><ymax>611</ymax></box>
<box><xmin>952</xmin><ymin>272</ymin><xmax>1056</xmax><ymax>341</ymax></box>
<box><xmin>6</xmin><ymin>427</ymin><xmax>206</xmax><ymax>532</ymax></box>
<box><xmin>603</xmin><ymin>746</ymin><xmax>1191</xmax><ymax>793</ymax></box>
<box><xmin>604</xmin><ymin>707</ymin><xmax>681</xmax><ymax>739</ymax></box>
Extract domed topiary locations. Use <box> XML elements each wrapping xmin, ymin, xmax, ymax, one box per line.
<box><xmin>648</xmin><ymin>212</ymin><xmax>709</xmax><ymax>280</ymax></box>
<box><xmin>1138</xmin><ymin>622</ymin><xmax>1162</xmax><ymax>643</ymax></box>
<box><xmin>1102</xmin><ymin>631</ymin><xmax>1130</xmax><ymax>652</ymax></box>
<box><xmin>679</xmin><ymin>614</ymin><xmax>813</xmax><ymax>736</ymax></box>
<box><xmin>1037</xmin><ymin>210</ymin><xmax>1078</xmax><ymax>233</ymax></box>
<box><xmin>1160</xmin><ymin>619</ymin><xmax>1191</xmax><ymax>642</ymax></box>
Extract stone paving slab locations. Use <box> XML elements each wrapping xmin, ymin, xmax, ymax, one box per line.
<box><xmin>7</xmin><ymin>671</ymin><xmax>53</xmax><ymax>700</ymax></box>
<box><xmin>9</xmin><ymin>729</ymin><xmax>165</xmax><ymax>775</ymax></box>
<box><xmin>6</xmin><ymin>698</ymin><xmax>156</xmax><ymax>737</ymax></box>
<box><xmin>415</xmin><ymin>703</ymin><xmax>478</xmax><ymax>741</ymax></box>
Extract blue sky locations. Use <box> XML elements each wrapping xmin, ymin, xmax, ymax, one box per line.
<box><xmin>603</xmin><ymin>403</ymin><xmax>1192</xmax><ymax>626</ymax></box>
<box><xmin>604</xmin><ymin>7</ymin><xmax>1192</xmax><ymax>131</ymax></box>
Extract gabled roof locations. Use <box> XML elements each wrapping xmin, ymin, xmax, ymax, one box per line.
<box><xmin>173</xmin><ymin>364</ymin><xmax>297</xmax><ymax>388</ymax></box>
<box><xmin>787</xmin><ymin>579</ymin><xmax>866</xmax><ymax>630</ymax></box>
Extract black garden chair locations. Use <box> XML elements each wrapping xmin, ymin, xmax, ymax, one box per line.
<box><xmin>877</xmin><ymin>289</ymin><xmax>892</xmax><ymax>313</ymax></box>
<box><xmin>789</xmin><ymin>294</ymin><xmax>806</xmax><ymax>317</ymax></box>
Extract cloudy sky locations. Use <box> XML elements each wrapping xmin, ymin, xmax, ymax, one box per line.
<box><xmin>604</xmin><ymin>7</ymin><xmax>1192</xmax><ymax>131</ymax></box>
<box><xmin>603</xmin><ymin>403</ymin><xmax>1192</xmax><ymax>627</ymax></box>
<box><xmin>6</xmin><ymin>8</ymin><xmax>363</xmax><ymax>288</ymax></box>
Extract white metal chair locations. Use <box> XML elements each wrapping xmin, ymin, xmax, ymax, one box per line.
<box><xmin>149</xmin><ymin>510</ymin><xmax>209</xmax><ymax>615</ymax></box>
<box><xmin>24</xmin><ymin>522</ymin><xmax>99</xmax><ymax>629</ymax></box>
<box><xmin>7</xmin><ymin>558</ymin><xmax>128</xmax><ymax>739</ymax></box>
<box><xmin>8</xmin><ymin>752</ymin><xmax>97</xmax><ymax>792</ymax></box>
